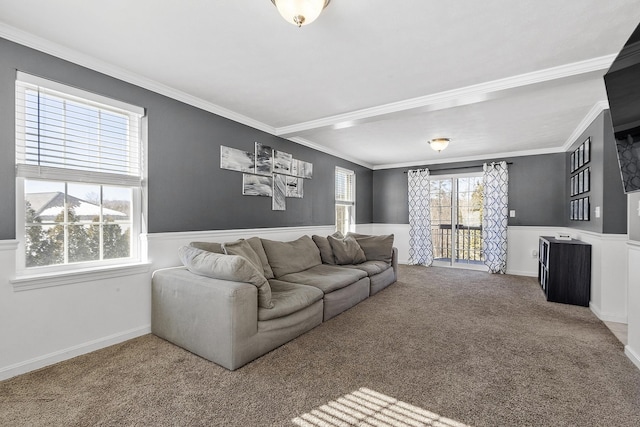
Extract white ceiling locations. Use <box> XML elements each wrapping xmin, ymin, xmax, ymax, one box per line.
<box><xmin>1</xmin><ymin>0</ymin><xmax>639</xmax><ymax>169</ymax></box>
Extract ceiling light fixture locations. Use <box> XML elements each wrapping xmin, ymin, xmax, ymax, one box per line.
<box><xmin>429</xmin><ymin>138</ymin><xmax>450</xmax><ymax>152</ymax></box>
<box><xmin>271</xmin><ymin>0</ymin><xmax>331</xmax><ymax>27</ymax></box>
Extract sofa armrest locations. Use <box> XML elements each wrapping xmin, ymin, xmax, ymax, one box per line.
<box><xmin>151</xmin><ymin>267</ymin><xmax>260</xmax><ymax>370</ymax></box>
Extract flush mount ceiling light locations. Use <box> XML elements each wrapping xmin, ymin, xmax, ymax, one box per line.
<box><xmin>429</xmin><ymin>138</ymin><xmax>450</xmax><ymax>152</ymax></box>
<box><xmin>271</xmin><ymin>0</ymin><xmax>331</xmax><ymax>27</ymax></box>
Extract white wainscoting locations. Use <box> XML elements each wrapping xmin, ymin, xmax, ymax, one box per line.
<box><xmin>0</xmin><ymin>225</ymin><xmax>335</xmax><ymax>381</ymax></box>
<box><xmin>1</xmin><ymin>224</ymin><xmax>634</xmax><ymax>380</ymax></box>
<box><xmin>626</xmin><ymin>241</ymin><xmax>640</xmax><ymax>370</ymax></box>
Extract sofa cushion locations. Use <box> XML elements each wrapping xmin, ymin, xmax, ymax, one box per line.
<box><xmin>347</xmin><ymin>233</ymin><xmax>395</xmax><ymax>263</ymax></box>
<box><xmin>246</xmin><ymin>237</ymin><xmax>275</xmax><ymax>279</ymax></box>
<box><xmin>342</xmin><ymin>260</ymin><xmax>391</xmax><ymax>276</ymax></box>
<box><xmin>258</xmin><ymin>280</ymin><xmax>324</xmax><ymax>321</ymax></box>
<box><xmin>278</xmin><ymin>264</ymin><xmax>367</xmax><ymax>294</ymax></box>
<box><xmin>222</xmin><ymin>239</ymin><xmax>265</xmax><ymax>276</ymax></box>
<box><xmin>261</xmin><ymin>235</ymin><xmax>322</xmax><ymax>278</ymax></box>
<box><xmin>189</xmin><ymin>241</ymin><xmax>223</xmax><ymax>254</ymax></box>
<box><xmin>178</xmin><ymin>246</ymin><xmax>274</xmax><ymax>309</ymax></box>
<box><xmin>312</xmin><ymin>235</ymin><xmax>335</xmax><ymax>265</ymax></box>
<box><xmin>328</xmin><ymin>235</ymin><xmax>366</xmax><ymax>265</ymax></box>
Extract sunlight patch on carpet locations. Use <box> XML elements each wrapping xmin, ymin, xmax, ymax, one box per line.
<box><xmin>292</xmin><ymin>387</ymin><xmax>471</xmax><ymax>427</ymax></box>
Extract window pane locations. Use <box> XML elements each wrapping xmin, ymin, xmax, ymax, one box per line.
<box><xmin>25</xmin><ymin>224</ymin><xmax>63</xmax><ymax>267</ymax></box>
<box><xmin>103</xmin><ymin>186</ymin><xmax>131</xmax><ymax>222</ymax></box>
<box><xmin>68</xmin><ymin>183</ymin><xmax>101</xmax><ymax>223</ymax></box>
<box><xmin>68</xmin><ymin>224</ymin><xmax>99</xmax><ymax>263</ymax></box>
<box><xmin>104</xmin><ymin>224</ymin><xmax>131</xmax><ymax>260</ymax></box>
<box><xmin>25</xmin><ymin>180</ymin><xmax>65</xmax><ymax>223</ymax></box>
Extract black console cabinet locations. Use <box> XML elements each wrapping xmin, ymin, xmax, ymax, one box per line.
<box><xmin>538</xmin><ymin>236</ymin><xmax>591</xmax><ymax>307</ymax></box>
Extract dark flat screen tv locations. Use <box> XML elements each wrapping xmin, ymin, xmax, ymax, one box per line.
<box><xmin>604</xmin><ymin>22</ymin><xmax>640</xmax><ymax>194</ymax></box>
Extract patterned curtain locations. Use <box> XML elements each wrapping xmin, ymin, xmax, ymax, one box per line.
<box><xmin>482</xmin><ymin>162</ymin><xmax>509</xmax><ymax>273</ymax></box>
<box><xmin>408</xmin><ymin>169</ymin><xmax>434</xmax><ymax>266</ymax></box>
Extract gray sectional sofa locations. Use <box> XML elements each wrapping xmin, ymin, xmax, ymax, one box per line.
<box><xmin>151</xmin><ymin>233</ymin><xmax>397</xmax><ymax>370</ymax></box>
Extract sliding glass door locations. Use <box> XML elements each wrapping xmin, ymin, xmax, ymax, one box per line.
<box><xmin>430</xmin><ymin>174</ymin><xmax>484</xmax><ymax>267</ymax></box>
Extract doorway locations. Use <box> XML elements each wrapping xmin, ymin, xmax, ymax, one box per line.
<box><xmin>429</xmin><ymin>174</ymin><xmax>484</xmax><ymax>268</ymax></box>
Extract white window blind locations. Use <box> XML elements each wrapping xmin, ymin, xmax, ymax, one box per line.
<box><xmin>335</xmin><ymin>167</ymin><xmax>355</xmax><ymax>202</ymax></box>
<box><xmin>15</xmin><ymin>72</ymin><xmax>144</xmax><ymax>186</ymax></box>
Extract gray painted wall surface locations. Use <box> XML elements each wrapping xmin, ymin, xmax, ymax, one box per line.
<box><xmin>373</xmin><ymin>153</ymin><xmax>566</xmax><ymax>226</ymax></box>
<box><xmin>0</xmin><ymin>38</ymin><xmax>372</xmax><ymax>239</ymax></box>
<box><xmin>566</xmin><ymin>111</ymin><xmax>627</xmax><ymax>234</ymax></box>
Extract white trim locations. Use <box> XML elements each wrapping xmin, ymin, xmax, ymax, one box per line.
<box><xmin>0</xmin><ymin>325</ymin><xmax>150</xmax><ymax>381</ymax></box>
<box><xmin>628</xmin><ymin>240</ymin><xmax>640</xmax><ymax>250</ymax></box>
<box><xmin>571</xmin><ymin>229</ymin><xmax>628</xmax><ymax>242</ymax></box>
<box><xmin>590</xmin><ymin>302</ymin><xmax>628</xmax><ymax>323</ymax></box>
<box><xmin>145</xmin><ymin>225</ymin><xmax>336</xmax><ymax>242</ymax></box>
<box><xmin>373</xmin><ymin>147</ymin><xmax>566</xmax><ymax>170</ymax></box>
<box><xmin>625</xmin><ymin>346</ymin><xmax>640</xmax><ymax>372</ymax></box>
<box><xmin>11</xmin><ymin>262</ymin><xmax>151</xmax><ymax>291</ymax></box>
<box><xmin>561</xmin><ymin>101</ymin><xmax>609</xmax><ymax>151</ymax></box>
<box><xmin>276</xmin><ymin>55</ymin><xmax>615</xmax><ymax>137</ymax></box>
<box><xmin>0</xmin><ymin>240</ymin><xmax>19</xmax><ymax>251</ymax></box>
<box><xmin>17</xmin><ymin>71</ymin><xmax>144</xmax><ymax>115</ymax></box>
<box><xmin>287</xmin><ymin>136</ymin><xmax>373</xmax><ymax>169</ymax></box>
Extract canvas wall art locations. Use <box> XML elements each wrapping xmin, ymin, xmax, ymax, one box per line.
<box><xmin>272</xmin><ymin>174</ymin><xmax>286</xmax><ymax>210</ymax></box>
<box><xmin>255</xmin><ymin>142</ymin><xmax>273</xmax><ymax>176</ymax></box>
<box><xmin>220</xmin><ymin>146</ymin><xmax>255</xmax><ymax>173</ymax></box>
<box><xmin>221</xmin><ymin>141</ymin><xmax>313</xmax><ymax>211</ymax></box>
<box><xmin>242</xmin><ymin>174</ymin><xmax>273</xmax><ymax>197</ymax></box>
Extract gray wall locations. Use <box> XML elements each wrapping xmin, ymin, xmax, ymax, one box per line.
<box><xmin>0</xmin><ymin>38</ymin><xmax>372</xmax><ymax>239</ymax></box>
<box><xmin>566</xmin><ymin>111</ymin><xmax>627</xmax><ymax>234</ymax></box>
<box><xmin>373</xmin><ymin>153</ymin><xmax>566</xmax><ymax>226</ymax></box>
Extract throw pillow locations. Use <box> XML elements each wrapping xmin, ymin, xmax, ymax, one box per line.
<box><xmin>178</xmin><ymin>246</ymin><xmax>273</xmax><ymax>309</ymax></box>
<box><xmin>327</xmin><ymin>235</ymin><xmax>367</xmax><ymax>265</ymax></box>
<box><xmin>312</xmin><ymin>235</ymin><xmax>336</xmax><ymax>265</ymax></box>
<box><xmin>261</xmin><ymin>235</ymin><xmax>322</xmax><ymax>278</ymax></box>
<box><xmin>346</xmin><ymin>233</ymin><xmax>394</xmax><ymax>263</ymax></box>
<box><xmin>222</xmin><ymin>239</ymin><xmax>265</xmax><ymax>276</ymax></box>
<box><xmin>189</xmin><ymin>241</ymin><xmax>224</xmax><ymax>254</ymax></box>
<box><xmin>246</xmin><ymin>237</ymin><xmax>275</xmax><ymax>279</ymax></box>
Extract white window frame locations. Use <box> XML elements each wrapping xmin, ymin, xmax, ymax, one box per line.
<box><xmin>335</xmin><ymin>166</ymin><xmax>356</xmax><ymax>234</ymax></box>
<box><xmin>14</xmin><ymin>72</ymin><xmax>148</xmax><ymax>283</ymax></box>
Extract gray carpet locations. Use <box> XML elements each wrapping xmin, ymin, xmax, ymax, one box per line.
<box><xmin>2</xmin><ymin>265</ymin><xmax>640</xmax><ymax>426</ymax></box>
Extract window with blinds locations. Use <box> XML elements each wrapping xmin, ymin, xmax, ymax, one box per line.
<box><xmin>335</xmin><ymin>167</ymin><xmax>355</xmax><ymax>235</ymax></box>
<box><xmin>15</xmin><ymin>72</ymin><xmax>146</xmax><ymax>272</ymax></box>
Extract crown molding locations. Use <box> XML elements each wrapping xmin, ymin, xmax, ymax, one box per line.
<box><xmin>286</xmin><ymin>137</ymin><xmax>373</xmax><ymax>169</ymax></box>
<box><xmin>561</xmin><ymin>101</ymin><xmax>609</xmax><ymax>151</ymax></box>
<box><xmin>373</xmin><ymin>146</ymin><xmax>565</xmax><ymax>170</ymax></box>
<box><xmin>0</xmin><ymin>23</ymin><xmax>276</xmax><ymax>135</ymax></box>
<box><xmin>276</xmin><ymin>54</ymin><xmax>617</xmax><ymax>137</ymax></box>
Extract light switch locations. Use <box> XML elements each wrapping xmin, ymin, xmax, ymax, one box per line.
<box><xmin>509</xmin><ymin>210</ymin><xmax>516</xmax><ymax>218</ymax></box>
<box><xmin>595</xmin><ymin>206</ymin><xmax>600</xmax><ymax>218</ymax></box>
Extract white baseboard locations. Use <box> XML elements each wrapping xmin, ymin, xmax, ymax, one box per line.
<box><xmin>590</xmin><ymin>302</ymin><xmax>628</xmax><ymax>323</ymax></box>
<box><xmin>0</xmin><ymin>325</ymin><xmax>150</xmax><ymax>381</ymax></box>
<box><xmin>506</xmin><ymin>269</ymin><xmax>538</xmax><ymax>277</ymax></box>
<box><xmin>625</xmin><ymin>345</ymin><xmax>640</xmax><ymax>371</ymax></box>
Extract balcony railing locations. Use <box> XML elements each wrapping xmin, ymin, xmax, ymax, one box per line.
<box><xmin>432</xmin><ymin>224</ymin><xmax>483</xmax><ymax>263</ymax></box>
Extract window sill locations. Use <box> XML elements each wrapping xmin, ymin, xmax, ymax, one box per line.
<box><xmin>11</xmin><ymin>262</ymin><xmax>152</xmax><ymax>292</ymax></box>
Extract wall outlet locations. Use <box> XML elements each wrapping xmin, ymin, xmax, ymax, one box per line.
<box><xmin>595</xmin><ymin>206</ymin><xmax>600</xmax><ymax>218</ymax></box>
<box><xmin>509</xmin><ymin>210</ymin><xmax>516</xmax><ymax>218</ymax></box>
<box><xmin>532</xmin><ymin>249</ymin><xmax>538</xmax><ymax>258</ymax></box>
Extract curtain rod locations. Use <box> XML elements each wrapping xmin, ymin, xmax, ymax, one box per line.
<box><xmin>403</xmin><ymin>162</ymin><xmax>513</xmax><ymax>173</ymax></box>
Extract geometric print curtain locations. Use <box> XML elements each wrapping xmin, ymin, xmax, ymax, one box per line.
<box><xmin>408</xmin><ymin>168</ymin><xmax>434</xmax><ymax>266</ymax></box>
<box><xmin>482</xmin><ymin>161</ymin><xmax>509</xmax><ymax>274</ymax></box>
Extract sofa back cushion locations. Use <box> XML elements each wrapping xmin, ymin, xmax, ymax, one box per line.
<box><xmin>312</xmin><ymin>235</ymin><xmax>336</xmax><ymax>265</ymax></box>
<box><xmin>246</xmin><ymin>237</ymin><xmax>275</xmax><ymax>279</ymax></box>
<box><xmin>189</xmin><ymin>241</ymin><xmax>224</xmax><ymax>254</ymax></box>
<box><xmin>328</xmin><ymin>235</ymin><xmax>367</xmax><ymax>265</ymax></box>
<box><xmin>223</xmin><ymin>239</ymin><xmax>263</xmax><ymax>272</ymax></box>
<box><xmin>347</xmin><ymin>233</ymin><xmax>395</xmax><ymax>263</ymax></box>
<box><xmin>261</xmin><ymin>235</ymin><xmax>322</xmax><ymax>278</ymax></box>
<box><xmin>178</xmin><ymin>246</ymin><xmax>273</xmax><ymax>309</ymax></box>
<box><xmin>223</xmin><ymin>238</ymin><xmax>275</xmax><ymax>279</ymax></box>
